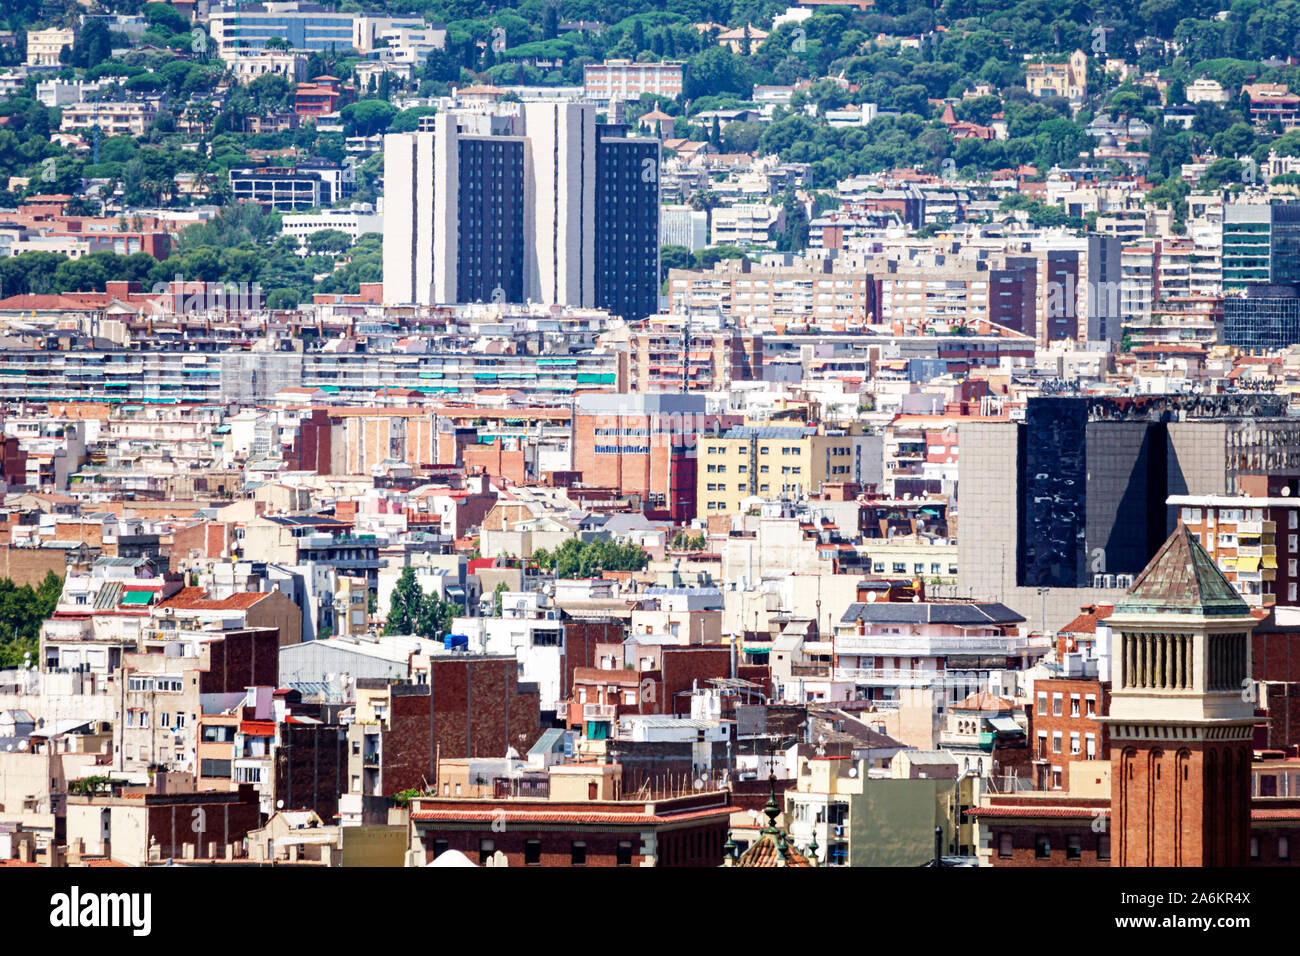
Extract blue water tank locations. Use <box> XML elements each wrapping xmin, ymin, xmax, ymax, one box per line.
<box><xmin>443</xmin><ymin>633</ymin><xmax>469</xmax><ymax>650</ymax></box>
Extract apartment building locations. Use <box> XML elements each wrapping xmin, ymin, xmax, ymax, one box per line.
<box><xmin>1169</xmin><ymin>489</ymin><xmax>1300</xmax><ymax>607</ymax></box>
<box><xmin>696</xmin><ymin>425</ymin><xmax>855</xmax><ymax>515</ymax></box>
<box><xmin>26</xmin><ymin>28</ymin><xmax>75</xmax><ymax>68</ymax></box>
<box><xmin>667</xmin><ymin>255</ymin><xmax>877</xmax><ymax>328</ymax></box>
<box><xmin>572</xmin><ymin>392</ymin><xmax>720</xmax><ymax>522</ymax></box>
<box><xmin>612</xmin><ymin>315</ymin><xmax>763</xmax><ymax>392</ymax></box>
<box><xmin>59</xmin><ymin>101</ymin><xmax>158</xmax><ymax>137</ymax></box>
<box><xmin>383</xmin><ymin>106</ymin><xmax>659</xmax><ymax>320</ymax></box>
<box><xmin>710</xmin><ymin>203</ymin><xmax>784</xmax><ymax>248</ymax></box>
<box><xmin>584</xmin><ymin>59</ymin><xmax>684</xmax><ymax>102</ymax></box>
<box><xmin>1029</xmin><ymin>677</ymin><xmax>1110</xmax><ymax>791</ymax></box>
<box><xmin>222</xmin><ymin>50</ymin><xmax>307</xmax><ymax>83</ymax></box>
<box><xmin>832</xmin><ymin>600</ymin><xmax>1032</xmax><ymax>706</ymax></box>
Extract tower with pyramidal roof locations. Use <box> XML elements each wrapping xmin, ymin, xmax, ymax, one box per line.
<box><xmin>1099</xmin><ymin>522</ymin><xmax>1257</xmax><ymax>866</ymax></box>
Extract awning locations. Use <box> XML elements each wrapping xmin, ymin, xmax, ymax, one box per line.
<box><xmin>1236</xmin><ymin>555</ymin><xmax>1261</xmax><ymax>572</ymax></box>
<box><xmin>1262</xmin><ymin>555</ymin><xmax>1278</xmax><ymax>569</ymax></box>
<box><xmin>987</xmin><ymin>716</ymin><xmax>1021</xmax><ymax>734</ymax></box>
<box><xmin>121</xmin><ymin>590</ymin><xmax>153</xmax><ymax>606</ymax></box>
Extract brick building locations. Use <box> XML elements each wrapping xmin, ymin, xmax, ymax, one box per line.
<box><xmin>360</xmin><ymin>654</ymin><xmax>544</xmax><ymax>797</ymax></box>
<box><xmin>273</xmin><ymin>720</ymin><xmax>348</xmax><ymax>824</ymax></box>
<box><xmin>1029</xmin><ymin>677</ymin><xmax>1110</xmax><ymax>791</ymax></box>
<box><xmin>409</xmin><ymin>788</ymin><xmax>732</xmax><ymax>867</ymax></box>
<box><xmin>571</xmin><ymin>393</ymin><xmax>720</xmax><ymax>522</ymax></box>
<box><xmin>65</xmin><ymin>785</ymin><xmax>262</xmax><ymax>866</ymax></box>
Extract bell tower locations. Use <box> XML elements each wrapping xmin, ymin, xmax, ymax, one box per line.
<box><xmin>1100</xmin><ymin>523</ymin><xmax>1257</xmax><ymax>867</ymax></box>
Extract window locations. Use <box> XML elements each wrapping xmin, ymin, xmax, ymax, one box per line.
<box><xmin>1034</xmin><ymin>835</ymin><xmax>1051</xmax><ymax>859</ymax></box>
<box><xmin>139</xmin><ymin>712</ymin><xmax>150</xmax><ymax>729</ymax></box>
<box><xmin>1036</xmin><ymin>692</ymin><xmax>1047</xmax><ymax>715</ymax></box>
<box><xmin>479</xmin><ymin>839</ymin><xmax>495</xmax><ymax>864</ymax></box>
<box><xmin>1250</xmin><ymin>837</ymin><xmax>1260</xmax><ymax>862</ymax></box>
<box><xmin>1052</xmin><ymin>694</ymin><xmax>1063</xmax><ymax>716</ymax></box>
<box><xmin>1066</xmin><ymin>836</ymin><xmax>1082</xmax><ymax>860</ymax></box>
<box><xmin>1069</xmin><ymin>733</ymin><xmax>1081</xmax><ymax>755</ymax></box>
<box><xmin>1085</xmin><ymin>694</ymin><xmax>1096</xmax><ymax>717</ymax></box>
<box><xmin>998</xmin><ymin>833</ymin><xmax>1013</xmax><ymax>858</ymax></box>
<box><xmin>616</xmin><ymin>840</ymin><xmax>634</xmax><ymax>866</ymax></box>
<box><xmin>1070</xmin><ymin>695</ymin><xmax>1080</xmax><ymax>717</ymax></box>
<box><xmin>1281</xmin><ymin>837</ymin><xmax>1291</xmax><ymax>862</ymax></box>
<box><xmin>1052</xmin><ymin>732</ymin><xmax>1062</xmax><ymax>753</ymax></box>
<box><xmin>525</xmin><ymin>839</ymin><xmax>541</xmax><ymax>865</ymax></box>
<box><xmin>571</xmin><ymin>841</ymin><xmax>587</xmax><ymax>866</ymax></box>
<box><xmin>433</xmin><ymin>838</ymin><xmax>449</xmax><ymax>859</ymax></box>
<box><xmin>1097</xmin><ymin>834</ymin><xmax>1110</xmax><ymax>860</ymax></box>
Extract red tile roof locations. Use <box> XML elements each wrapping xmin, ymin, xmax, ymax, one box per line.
<box><xmin>1059</xmin><ymin>604</ymin><xmax>1114</xmax><ymax>635</ymax></box>
<box><xmin>157</xmin><ymin>587</ymin><xmax>270</xmax><ymax>611</ymax></box>
<box><xmin>965</xmin><ymin>805</ymin><xmax>1108</xmax><ymax>819</ymax></box>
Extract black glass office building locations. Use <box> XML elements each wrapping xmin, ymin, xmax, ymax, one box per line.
<box><xmin>595</xmin><ymin>124</ymin><xmax>661</xmax><ymax>323</ymax></box>
<box><xmin>1223</xmin><ymin>283</ymin><xmax>1300</xmax><ymax>350</ymax></box>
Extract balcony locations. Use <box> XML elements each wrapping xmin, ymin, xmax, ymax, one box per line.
<box><xmin>835</xmin><ymin>634</ymin><xmax>1033</xmax><ymax>656</ymax></box>
<box><xmin>834</xmin><ymin>667</ymin><xmax>985</xmax><ymax>686</ymax></box>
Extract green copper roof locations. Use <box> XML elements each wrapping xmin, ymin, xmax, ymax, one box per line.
<box><xmin>1116</xmin><ymin>522</ymin><xmax>1249</xmax><ymax>617</ymax></box>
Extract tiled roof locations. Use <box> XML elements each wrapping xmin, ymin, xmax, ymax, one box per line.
<box><xmin>157</xmin><ymin>587</ymin><xmax>269</xmax><ymax>611</ymax></box>
<box><xmin>965</xmin><ymin>805</ymin><xmax>1109</xmax><ymax>819</ymax></box>
<box><xmin>1116</xmin><ymin>522</ymin><xmax>1249</xmax><ymax>617</ymax></box>
<box><xmin>1059</xmin><ymin>604</ymin><xmax>1113</xmax><ymax>635</ymax></box>
<box><xmin>411</xmin><ymin>806</ymin><xmax>732</xmax><ymax>826</ymax></box>
<box><xmin>734</xmin><ymin>830</ymin><xmax>813</xmax><ymax>867</ymax></box>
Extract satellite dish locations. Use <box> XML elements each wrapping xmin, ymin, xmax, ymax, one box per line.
<box><xmin>866</xmin><ymin>591</ymin><xmax>878</xmax><ymax>603</ymax></box>
<box><xmin>1283</xmin><ymin>487</ymin><xmax>1292</xmax><ymax>497</ymax></box>
<box><xmin>848</xmin><ymin>767</ymin><xmax>858</xmax><ymax>778</ymax></box>
<box><xmin>912</xmin><ymin>595</ymin><xmax>920</xmax><ymax>603</ymax></box>
<box><xmin>276</xmin><ymin>800</ymin><xmax>284</xmax><ymax>809</ymax></box>
<box><xmin>693</xmin><ymin>778</ymin><xmax>704</xmax><ymax>791</ymax></box>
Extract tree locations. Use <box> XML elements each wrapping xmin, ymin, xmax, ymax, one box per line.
<box><xmin>0</xmin><ymin>571</ymin><xmax>62</xmax><ymax>668</ymax></box>
<box><xmin>493</xmin><ymin>581</ymin><xmax>508</xmax><ymax>617</ymax></box>
<box><xmin>306</xmin><ymin>228</ymin><xmax>352</xmax><ymax>256</ymax></box>
<box><xmin>532</xmin><ymin>538</ymin><xmax>649</xmax><ymax>579</ymax></box>
<box><xmin>383</xmin><ymin>566</ymin><xmax>457</xmax><ymax>640</ymax></box>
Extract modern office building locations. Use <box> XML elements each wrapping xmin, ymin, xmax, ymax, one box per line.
<box><xmin>958</xmin><ymin>394</ymin><xmax>1300</xmax><ymax>623</ymax></box>
<box><xmin>208</xmin><ymin>3</ymin><xmax>423</xmax><ymax>55</ymax></box>
<box><xmin>383</xmin><ymin>106</ymin><xmax>659</xmax><ymax>317</ymax></box>
<box><xmin>229</xmin><ymin>161</ymin><xmax>355</xmax><ymax>210</ymax></box>
<box><xmin>1221</xmin><ymin>202</ymin><xmax>1300</xmax><ymax>290</ymax></box>
<box><xmin>1222</xmin><ymin>283</ymin><xmax>1300</xmax><ymax>350</ymax></box>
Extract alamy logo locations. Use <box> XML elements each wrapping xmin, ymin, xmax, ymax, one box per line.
<box><xmin>49</xmin><ymin>887</ymin><xmax>151</xmax><ymax>936</ymax></box>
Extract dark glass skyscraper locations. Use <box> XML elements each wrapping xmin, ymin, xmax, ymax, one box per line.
<box><xmin>595</xmin><ymin>123</ymin><xmax>661</xmax><ymax>323</ymax></box>
<box><xmin>455</xmin><ymin>137</ymin><xmax>525</xmax><ymax>304</ymax></box>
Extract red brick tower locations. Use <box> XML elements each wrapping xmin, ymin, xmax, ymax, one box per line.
<box><xmin>1100</xmin><ymin>523</ymin><xmax>1257</xmax><ymax>867</ymax></box>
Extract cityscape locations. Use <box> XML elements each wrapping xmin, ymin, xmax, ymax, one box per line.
<box><xmin>0</xmin><ymin>0</ymin><xmax>1294</xmax><ymax>888</ymax></box>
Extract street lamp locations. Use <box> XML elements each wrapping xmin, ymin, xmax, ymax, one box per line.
<box><xmin>1036</xmin><ymin>587</ymin><xmax>1050</xmax><ymax>638</ymax></box>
